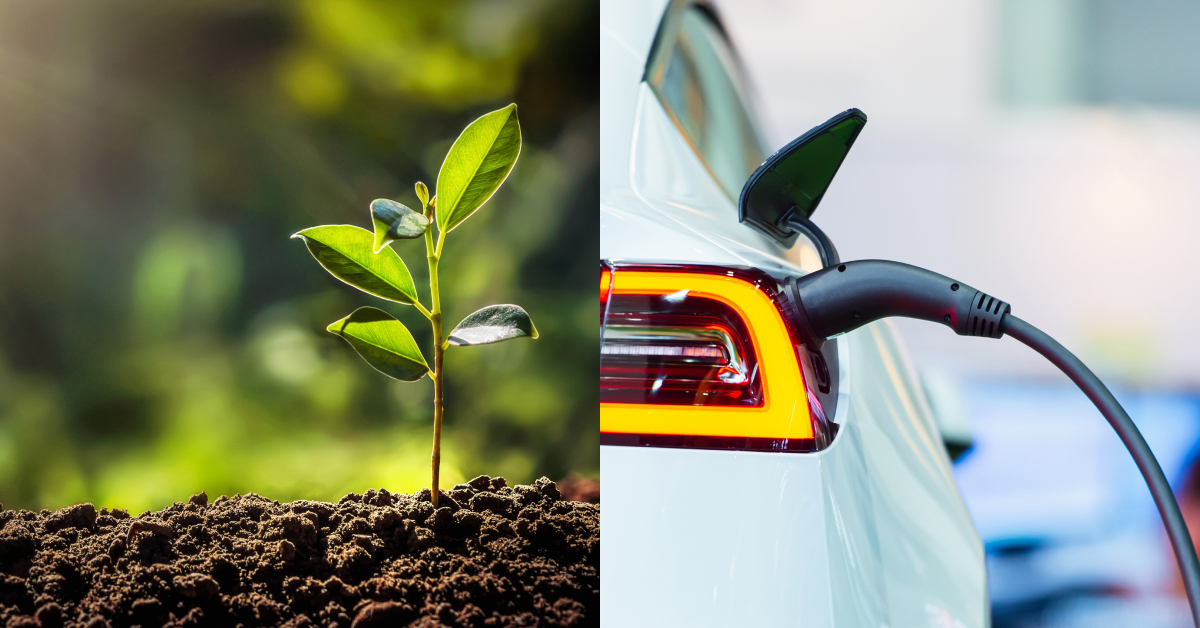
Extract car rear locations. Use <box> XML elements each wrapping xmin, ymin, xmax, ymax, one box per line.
<box><xmin>600</xmin><ymin>1</ymin><xmax>989</xmax><ymax>625</ymax></box>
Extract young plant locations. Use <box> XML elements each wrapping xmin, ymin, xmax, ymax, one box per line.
<box><xmin>293</xmin><ymin>104</ymin><xmax>536</xmax><ymax>507</ymax></box>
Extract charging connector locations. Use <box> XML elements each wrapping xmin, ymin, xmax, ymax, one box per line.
<box><xmin>786</xmin><ymin>260</ymin><xmax>1009</xmax><ymax>344</ymax></box>
<box><xmin>788</xmin><ymin>259</ymin><xmax>1200</xmax><ymax>626</ymax></box>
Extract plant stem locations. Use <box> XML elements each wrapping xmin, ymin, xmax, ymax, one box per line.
<box><xmin>426</xmin><ymin>222</ymin><xmax>444</xmax><ymax>509</ymax></box>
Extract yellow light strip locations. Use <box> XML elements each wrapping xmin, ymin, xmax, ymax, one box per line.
<box><xmin>600</xmin><ymin>271</ymin><xmax>812</xmax><ymax>440</ymax></box>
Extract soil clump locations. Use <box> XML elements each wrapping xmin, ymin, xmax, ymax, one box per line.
<box><xmin>0</xmin><ymin>476</ymin><xmax>598</xmax><ymax>627</ymax></box>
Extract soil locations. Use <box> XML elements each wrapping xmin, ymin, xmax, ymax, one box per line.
<box><xmin>0</xmin><ymin>476</ymin><xmax>598</xmax><ymax>628</ymax></box>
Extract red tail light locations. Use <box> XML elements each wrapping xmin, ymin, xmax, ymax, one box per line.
<box><xmin>601</xmin><ymin>293</ymin><xmax>762</xmax><ymax>406</ymax></box>
<box><xmin>600</xmin><ymin>262</ymin><xmax>838</xmax><ymax>453</ymax></box>
<box><xmin>600</xmin><ymin>260</ymin><xmax>613</xmax><ymax>327</ymax></box>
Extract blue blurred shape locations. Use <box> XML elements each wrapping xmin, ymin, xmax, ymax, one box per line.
<box><xmin>953</xmin><ymin>380</ymin><xmax>1200</xmax><ymax>619</ymax></box>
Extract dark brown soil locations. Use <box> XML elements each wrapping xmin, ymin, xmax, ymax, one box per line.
<box><xmin>0</xmin><ymin>477</ymin><xmax>598</xmax><ymax>628</ymax></box>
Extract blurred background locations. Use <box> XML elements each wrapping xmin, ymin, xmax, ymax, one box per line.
<box><xmin>723</xmin><ymin>0</ymin><xmax>1200</xmax><ymax>626</ymax></box>
<box><xmin>0</xmin><ymin>0</ymin><xmax>599</xmax><ymax>513</ymax></box>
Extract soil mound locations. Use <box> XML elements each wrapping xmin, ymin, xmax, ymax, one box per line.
<box><xmin>0</xmin><ymin>476</ymin><xmax>598</xmax><ymax>627</ymax></box>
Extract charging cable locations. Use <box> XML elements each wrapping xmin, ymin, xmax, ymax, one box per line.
<box><xmin>787</xmin><ymin>260</ymin><xmax>1200</xmax><ymax>626</ymax></box>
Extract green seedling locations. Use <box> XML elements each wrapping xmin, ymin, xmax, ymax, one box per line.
<box><xmin>293</xmin><ymin>104</ymin><xmax>536</xmax><ymax>507</ymax></box>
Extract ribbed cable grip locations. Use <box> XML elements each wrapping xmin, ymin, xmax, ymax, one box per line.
<box><xmin>967</xmin><ymin>291</ymin><xmax>1010</xmax><ymax>339</ymax></box>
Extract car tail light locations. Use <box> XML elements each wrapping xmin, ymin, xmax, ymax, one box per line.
<box><xmin>602</xmin><ymin>292</ymin><xmax>763</xmax><ymax>406</ymax></box>
<box><xmin>600</xmin><ymin>260</ymin><xmax>613</xmax><ymax>330</ymax></box>
<box><xmin>600</xmin><ymin>262</ymin><xmax>837</xmax><ymax>452</ymax></box>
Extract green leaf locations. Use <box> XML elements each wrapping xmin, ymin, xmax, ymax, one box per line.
<box><xmin>447</xmin><ymin>304</ymin><xmax>538</xmax><ymax>346</ymax></box>
<box><xmin>293</xmin><ymin>225</ymin><xmax>418</xmax><ymax>304</ymax></box>
<box><xmin>414</xmin><ymin>181</ymin><xmax>429</xmax><ymax>209</ymax></box>
<box><xmin>435</xmin><ymin>104</ymin><xmax>521</xmax><ymax>233</ymax></box>
<box><xmin>327</xmin><ymin>307</ymin><xmax>429</xmax><ymax>381</ymax></box>
<box><xmin>370</xmin><ymin>199</ymin><xmax>429</xmax><ymax>253</ymax></box>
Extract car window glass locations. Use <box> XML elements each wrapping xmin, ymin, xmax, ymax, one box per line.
<box><xmin>647</xmin><ymin>8</ymin><xmax>764</xmax><ymax>202</ymax></box>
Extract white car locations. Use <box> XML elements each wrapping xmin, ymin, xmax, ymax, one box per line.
<box><xmin>600</xmin><ymin>1</ymin><xmax>989</xmax><ymax>626</ymax></box>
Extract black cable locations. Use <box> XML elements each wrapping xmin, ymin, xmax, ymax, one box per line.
<box><xmin>1003</xmin><ymin>315</ymin><xmax>1200</xmax><ymax>625</ymax></box>
<box><xmin>782</xmin><ymin>212</ymin><xmax>840</xmax><ymax>268</ymax></box>
<box><xmin>788</xmin><ymin>260</ymin><xmax>1200</xmax><ymax>625</ymax></box>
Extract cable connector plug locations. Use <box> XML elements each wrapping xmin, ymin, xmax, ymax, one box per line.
<box><xmin>785</xmin><ymin>260</ymin><xmax>1010</xmax><ymax>342</ymax></box>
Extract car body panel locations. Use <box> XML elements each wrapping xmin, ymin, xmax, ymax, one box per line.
<box><xmin>600</xmin><ymin>0</ymin><xmax>988</xmax><ymax>625</ymax></box>
<box><xmin>628</xmin><ymin>84</ymin><xmax>806</xmax><ymax>275</ymax></box>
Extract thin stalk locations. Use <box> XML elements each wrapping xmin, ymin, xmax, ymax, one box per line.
<box><xmin>425</xmin><ymin>208</ymin><xmax>444</xmax><ymax>509</ymax></box>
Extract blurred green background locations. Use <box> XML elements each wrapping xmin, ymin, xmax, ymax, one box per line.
<box><xmin>0</xmin><ymin>0</ymin><xmax>599</xmax><ymax>513</ymax></box>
